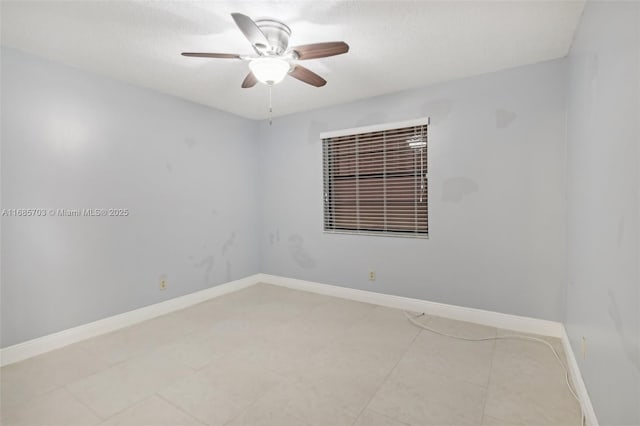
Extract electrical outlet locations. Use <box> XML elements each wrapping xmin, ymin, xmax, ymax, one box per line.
<box><xmin>581</xmin><ymin>336</ymin><xmax>587</xmax><ymax>359</ymax></box>
<box><xmin>369</xmin><ymin>270</ymin><xmax>376</xmax><ymax>281</ymax></box>
<box><xmin>160</xmin><ymin>279</ymin><xmax>167</xmax><ymax>290</ymax></box>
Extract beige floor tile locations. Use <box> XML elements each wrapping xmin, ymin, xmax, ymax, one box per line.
<box><xmin>228</xmin><ymin>332</ymin><xmax>324</xmax><ymax>377</ymax></box>
<box><xmin>491</xmin><ymin>338</ymin><xmax>568</xmax><ymax>388</ymax></box>
<box><xmin>483</xmin><ymin>382</ymin><xmax>580</xmax><ymax>426</ymax></box>
<box><xmin>403</xmin><ymin>329</ymin><xmax>495</xmax><ymax>387</ymax></box>
<box><xmin>1</xmin><ymin>387</ymin><xmax>101</xmax><ymax>426</ymax></box>
<box><xmin>221</xmin><ymin>284</ymin><xmax>303</xmax><ymax>313</ymax></box>
<box><xmin>74</xmin><ymin>311</ymin><xmax>203</xmax><ymax>367</ymax></box>
<box><xmin>353</xmin><ymin>409</ymin><xmax>411</xmax><ymax>426</ymax></box>
<box><xmin>152</xmin><ymin>330</ymin><xmax>244</xmax><ymax>371</ymax></box>
<box><xmin>481</xmin><ymin>414</ymin><xmax>526</xmax><ymax>426</ymax></box>
<box><xmin>158</xmin><ymin>356</ymin><xmax>283</xmax><ymax>426</ymax></box>
<box><xmin>226</xmin><ymin>380</ymin><xmax>357</xmax><ymax>426</ymax></box>
<box><xmin>0</xmin><ymin>344</ymin><xmax>109</xmax><ymax>409</ymax></box>
<box><xmin>317</xmin><ymin>308</ymin><xmax>419</xmax><ymax>376</ymax></box>
<box><xmin>231</xmin><ymin>301</ymin><xmax>377</xmax><ymax>376</ymax></box>
<box><xmin>496</xmin><ymin>328</ymin><xmax>567</xmax><ymax>362</ymax></box>
<box><xmin>66</xmin><ymin>348</ymin><xmax>194</xmax><ymax>419</ymax></box>
<box><xmin>305</xmin><ymin>297</ymin><xmax>377</xmax><ymax>326</ymax></box>
<box><xmin>211</xmin><ymin>295</ymin><xmax>308</xmax><ymax>333</ymax></box>
<box><xmin>420</xmin><ymin>314</ymin><xmax>498</xmax><ymax>339</ymax></box>
<box><xmin>483</xmin><ymin>338</ymin><xmax>581</xmax><ymax>426</ymax></box>
<box><xmin>368</xmin><ymin>357</ymin><xmax>487</xmax><ymax>426</ymax></box>
<box><xmin>99</xmin><ymin>395</ymin><xmax>204</xmax><ymax>426</ymax></box>
<box><xmin>277</xmin><ymin>288</ymin><xmax>338</xmax><ymax>310</ymax></box>
<box><xmin>229</xmin><ymin>282</ymin><xmax>296</xmax><ymax>300</ymax></box>
<box><xmin>175</xmin><ymin>297</ymin><xmax>238</xmax><ymax>324</ymax></box>
<box><xmin>294</xmin><ymin>342</ymin><xmax>401</xmax><ymax>416</ymax></box>
<box><xmin>340</xmin><ymin>306</ymin><xmax>420</xmax><ymax>348</ymax></box>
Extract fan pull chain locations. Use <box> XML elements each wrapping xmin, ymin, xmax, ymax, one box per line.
<box><xmin>269</xmin><ymin>85</ymin><xmax>273</xmax><ymax>126</ymax></box>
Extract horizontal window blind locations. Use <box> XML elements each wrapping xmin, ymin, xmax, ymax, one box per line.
<box><xmin>323</xmin><ymin>121</ymin><xmax>428</xmax><ymax>237</ymax></box>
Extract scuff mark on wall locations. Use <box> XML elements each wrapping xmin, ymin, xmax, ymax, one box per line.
<box><xmin>184</xmin><ymin>137</ymin><xmax>196</xmax><ymax>149</ymax></box>
<box><xmin>420</xmin><ymin>99</ymin><xmax>453</xmax><ymax>125</ymax></box>
<box><xmin>221</xmin><ymin>231</ymin><xmax>236</xmax><ymax>256</ymax></box>
<box><xmin>288</xmin><ymin>234</ymin><xmax>316</xmax><ymax>269</ymax></box>
<box><xmin>496</xmin><ymin>109</ymin><xmax>517</xmax><ymax>129</ymax></box>
<box><xmin>194</xmin><ymin>255</ymin><xmax>214</xmax><ymax>286</ymax></box>
<box><xmin>211</xmin><ymin>209</ymin><xmax>219</xmax><ymax>216</ymax></box>
<box><xmin>442</xmin><ymin>177</ymin><xmax>479</xmax><ymax>202</ymax></box>
<box><xmin>165</xmin><ymin>162</ymin><xmax>173</xmax><ymax>173</ymax></box>
<box><xmin>269</xmin><ymin>229</ymin><xmax>281</xmax><ymax>245</ymax></box>
<box><xmin>226</xmin><ymin>260</ymin><xmax>231</xmax><ymax>282</ymax></box>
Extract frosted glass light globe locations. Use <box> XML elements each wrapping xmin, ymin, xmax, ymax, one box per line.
<box><xmin>249</xmin><ymin>58</ymin><xmax>290</xmax><ymax>85</ymax></box>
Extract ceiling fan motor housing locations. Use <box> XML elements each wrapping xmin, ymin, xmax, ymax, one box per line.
<box><xmin>255</xmin><ymin>19</ymin><xmax>291</xmax><ymax>55</ymax></box>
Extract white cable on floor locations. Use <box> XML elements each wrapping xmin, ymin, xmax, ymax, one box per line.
<box><xmin>403</xmin><ymin>311</ymin><xmax>581</xmax><ymax>404</ymax></box>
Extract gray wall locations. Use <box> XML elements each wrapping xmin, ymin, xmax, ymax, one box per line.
<box><xmin>258</xmin><ymin>59</ymin><xmax>568</xmax><ymax>321</ymax></box>
<box><xmin>0</xmin><ymin>48</ymin><xmax>261</xmax><ymax>347</ymax></box>
<box><xmin>565</xmin><ymin>2</ymin><xmax>640</xmax><ymax>425</ymax></box>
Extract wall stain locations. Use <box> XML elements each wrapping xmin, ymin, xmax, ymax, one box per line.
<box><xmin>496</xmin><ymin>109</ymin><xmax>517</xmax><ymax>129</ymax></box>
<box><xmin>288</xmin><ymin>234</ymin><xmax>316</xmax><ymax>269</ymax></box>
<box><xmin>269</xmin><ymin>229</ymin><xmax>281</xmax><ymax>245</ymax></box>
<box><xmin>185</xmin><ymin>137</ymin><xmax>196</xmax><ymax>149</ymax></box>
<box><xmin>442</xmin><ymin>177</ymin><xmax>479</xmax><ymax>202</ymax></box>
<box><xmin>195</xmin><ymin>255</ymin><xmax>214</xmax><ymax>286</ymax></box>
<box><xmin>226</xmin><ymin>260</ymin><xmax>232</xmax><ymax>282</ymax></box>
<box><xmin>165</xmin><ymin>162</ymin><xmax>173</xmax><ymax>173</ymax></box>
<box><xmin>308</xmin><ymin>121</ymin><xmax>329</xmax><ymax>144</ymax></box>
<box><xmin>608</xmin><ymin>290</ymin><xmax>640</xmax><ymax>372</ymax></box>
<box><xmin>211</xmin><ymin>209</ymin><xmax>219</xmax><ymax>217</ymax></box>
<box><xmin>420</xmin><ymin>99</ymin><xmax>453</xmax><ymax>125</ymax></box>
<box><xmin>222</xmin><ymin>231</ymin><xmax>236</xmax><ymax>256</ymax></box>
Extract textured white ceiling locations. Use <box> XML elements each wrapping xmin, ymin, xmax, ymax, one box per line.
<box><xmin>1</xmin><ymin>1</ymin><xmax>584</xmax><ymax>120</ymax></box>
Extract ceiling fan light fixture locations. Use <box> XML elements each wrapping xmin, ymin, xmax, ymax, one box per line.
<box><xmin>249</xmin><ymin>57</ymin><xmax>290</xmax><ymax>85</ymax></box>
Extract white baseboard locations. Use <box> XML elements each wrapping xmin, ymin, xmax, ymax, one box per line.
<box><xmin>0</xmin><ymin>274</ymin><xmax>259</xmax><ymax>367</ymax></box>
<box><xmin>257</xmin><ymin>274</ymin><xmax>564</xmax><ymax>337</ymax></box>
<box><xmin>1</xmin><ymin>273</ymin><xmax>574</xmax><ymax>371</ymax></box>
<box><xmin>561</xmin><ymin>326</ymin><xmax>599</xmax><ymax>426</ymax></box>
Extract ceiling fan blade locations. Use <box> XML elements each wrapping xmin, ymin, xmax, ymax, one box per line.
<box><xmin>290</xmin><ymin>42</ymin><xmax>349</xmax><ymax>60</ymax></box>
<box><xmin>241</xmin><ymin>72</ymin><xmax>258</xmax><ymax>88</ymax></box>
<box><xmin>289</xmin><ymin>65</ymin><xmax>326</xmax><ymax>87</ymax></box>
<box><xmin>181</xmin><ymin>52</ymin><xmax>241</xmax><ymax>59</ymax></box>
<box><xmin>231</xmin><ymin>13</ymin><xmax>270</xmax><ymax>51</ymax></box>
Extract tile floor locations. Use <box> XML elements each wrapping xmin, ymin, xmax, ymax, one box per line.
<box><xmin>0</xmin><ymin>283</ymin><xmax>582</xmax><ymax>426</ymax></box>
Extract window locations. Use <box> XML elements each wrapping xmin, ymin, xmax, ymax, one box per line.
<box><xmin>322</xmin><ymin>118</ymin><xmax>429</xmax><ymax>238</ymax></box>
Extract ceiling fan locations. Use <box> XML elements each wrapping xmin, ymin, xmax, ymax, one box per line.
<box><xmin>181</xmin><ymin>13</ymin><xmax>349</xmax><ymax>88</ymax></box>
